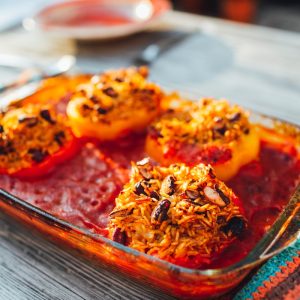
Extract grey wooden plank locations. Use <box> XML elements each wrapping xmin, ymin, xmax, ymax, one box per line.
<box><xmin>0</xmin><ymin>213</ymin><xmax>175</xmax><ymax>300</ymax></box>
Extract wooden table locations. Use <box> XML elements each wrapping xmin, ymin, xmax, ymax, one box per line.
<box><xmin>0</xmin><ymin>11</ymin><xmax>300</xmax><ymax>300</ymax></box>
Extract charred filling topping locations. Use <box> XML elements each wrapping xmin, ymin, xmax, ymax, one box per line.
<box><xmin>0</xmin><ymin>105</ymin><xmax>72</xmax><ymax>173</ymax></box>
<box><xmin>108</xmin><ymin>159</ymin><xmax>247</xmax><ymax>260</ymax></box>
<box><xmin>149</xmin><ymin>98</ymin><xmax>251</xmax><ymax>148</ymax></box>
<box><xmin>71</xmin><ymin>67</ymin><xmax>163</xmax><ymax>123</ymax></box>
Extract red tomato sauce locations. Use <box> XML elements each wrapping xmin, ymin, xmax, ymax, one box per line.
<box><xmin>209</xmin><ymin>140</ymin><xmax>300</xmax><ymax>269</ymax></box>
<box><xmin>0</xmin><ymin>133</ymin><xmax>299</xmax><ymax>269</ymax></box>
<box><xmin>0</xmin><ymin>143</ymin><xmax>127</xmax><ymax>234</ymax></box>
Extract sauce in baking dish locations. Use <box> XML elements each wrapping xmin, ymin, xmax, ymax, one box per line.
<box><xmin>0</xmin><ymin>133</ymin><xmax>299</xmax><ymax>269</ymax></box>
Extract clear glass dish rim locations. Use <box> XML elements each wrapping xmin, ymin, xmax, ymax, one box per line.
<box><xmin>0</xmin><ymin>88</ymin><xmax>300</xmax><ymax>277</ymax></box>
<box><xmin>0</xmin><ymin>103</ymin><xmax>299</xmax><ymax>278</ymax></box>
<box><xmin>1</xmin><ymin>184</ymin><xmax>299</xmax><ymax>276</ymax></box>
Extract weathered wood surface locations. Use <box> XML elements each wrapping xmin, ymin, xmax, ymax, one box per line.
<box><xmin>0</xmin><ymin>11</ymin><xmax>300</xmax><ymax>300</ymax></box>
<box><xmin>0</xmin><ymin>212</ymin><xmax>175</xmax><ymax>300</ymax></box>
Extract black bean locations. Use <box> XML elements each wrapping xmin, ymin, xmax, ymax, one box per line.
<box><xmin>134</xmin><ymin>181</ymin><xmax>147</xmax><ymax>196</ymax></box>
<box><xmin>142</xmin><ymin>88</ymin><xmax>154</xmax><ymax>95</ymax></box>
<box><xmin>228</xmin><ymin>112</ymin><xmax>241</xmax><ymax>122</ymax></box>
<box><xmin>109</xmin><ymin>208</ymin><xmax>132</xmax><ymax>219</ymax></box>
<box><xmin>166</xmin><ymin>108</ymin><xmax>175</xmax><ymax>114</ymax></box>
<box><xmin>214</xmin><ymin>125</ymin><xmax>227</xmax><ymax>136</ymax></box>
<box><xmin>40</xmin><ymin>109</ymin><xmax>55</xmax><ymax>124</ymax></box>
<box><xmin>195</xmin><ymin>211</ymin><xmax>207</xmax><ymax>216</ymax></box>
<box><xmin>221</xmin><ymin>216</ymin><xmax>246</xmax><ymax>237</ymax></box>
<box><xmin>54</xmin><ymin>131</ymin><xmax>66</xmax><ymax>146</ymax></box>
<box><xmin>82</xmin><ymin>104</ymin><xmax>92</xmax><ymax>110</ymax></box>
<box><xmin>185</xmin><ymin>199</ymin><xmax>204</xmax><ymax>206</ymax></box>
<box><xmin>0</xmin><ymin>146</ymin><xmax>7</xmax><ymax>155</ymax></box>
<box><xmin>5</xmin><ymin>141</ymin><xmax>15</xmax><ymax>153</ymax></box>
<box><xmin>215</xmin><ymin>184</ymin><xmax>230</xmax><ymax>205</ymax></box>
<box><xmin>160</xmin><ymin>175</ymin><xmax>176</xmax><ymax>196</ymax></box>
<box><xmin>208</xmin><ymin>167</ymin><xmax>216</xmax><ymax>179</ymax></box>
<box><xmin>217</xmin><ymin>216</ymin><xmax>226</xmax><ymax>225</ymax></box>
<box><xmin>103</xmin><ymin>87</ymin><xmax>118</xmax><ymax>98</ymax></box>
<box><xmin>151</xmin><ymin>199</ymin><xmax>171</xmax><ymax>223</ymax></box>
<box><xmin>150</xmin><ymin>190</ymin><xmax>160</xmax><ymax>200</ymax></box>
<box><xmin>97</xmin><ymin>107</ymin><xmax>108</xmax><ymax>115</ymax></box>
<box><xmin>112</xmin><ymin>228</ymin><xmax>127</xmax><ymax>245</ymax></box>
<box><xmin>18</xmin><ymin>116</ymin><xmax>39</xmax><ymax>128</ymax></box>
<box><xmin>28</xmin><ymin>148</ymin><xmax>48</xmax><ymax>163</ymax></box>
<box><xmin>90</xmin><ymin>95</ymin><xmax>99</xmax><ymax>103</ymax></box>
<box><xmin>244</xmin><ymin>128</ymin><xmax>250</xmax><ymax>135</ymax></box>
<box><xmin>0</xmin><ymin>141</ymin><xmax>16</xmax><ymax>155</ymax></box>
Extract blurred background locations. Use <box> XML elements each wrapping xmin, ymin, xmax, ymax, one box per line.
<box><xmin>0</xmin><ymin>0</ymin><xmax>299</xmax><ymax>122</ymax></box>
<box><xmin>172</xmin><ymin>0</ymin><xmax>300</xmax><ymax>32</ymax></box>
<box><xmin>1</xmin><ymin>0</ymin><xmax>300</xmax><ymax>32</ymax></box>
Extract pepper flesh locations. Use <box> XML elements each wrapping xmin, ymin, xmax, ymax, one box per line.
<box><xmin>67</xmin><ymin>67</ymin><xmax>163</xmax><ymax>141</ymax></box>
<box><xmin>0</xmin><ymin>105</ymin><xmax>81</xmax><ymax>179</ymax></box>
<box><xmin>146</xmin><ymin>98</ymin><xmax>260</xmax><ymax>181</ymax></box>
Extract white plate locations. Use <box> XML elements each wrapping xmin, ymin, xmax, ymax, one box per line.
<box><xmin>23</xmin><ymin>0</ymin><xmax>171</xmax><ymax>40</ymax></box>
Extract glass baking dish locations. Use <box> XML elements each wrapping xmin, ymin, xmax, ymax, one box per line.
<box><xmin>0</xmin><ymin>106</ymin><xmax>299</xmax><ymax>299</ymax></box>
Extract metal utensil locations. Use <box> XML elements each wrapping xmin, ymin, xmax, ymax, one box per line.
<box><xmin>134</xmin><ymin>31</ymin><xmax>196</xmax><ymax>66</ymax></box>
<box><xmin>0</xmin><ymin>55</ymin><xmax>76</xmax><ymax>94</ymax></box>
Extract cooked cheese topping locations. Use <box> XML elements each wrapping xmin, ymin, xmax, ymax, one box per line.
<box><xmin>0</xmin><ymin>104</ymin><xmax>72</xmax><ymax>173</ymax></box>
<box><xmin>108</xmin><ymin>158</ymin><xmax>247</xmax><ymax>262</ymax></box>
<box><xmin>71</xmin><ymin>66</ymin><xmax>163</xmax><ymax>124</ymax></box>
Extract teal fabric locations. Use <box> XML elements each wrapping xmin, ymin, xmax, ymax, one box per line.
<box><xmin>234</xmin><ymin>238</ymin><xmax>300</xmax><ymax>300</ymax></box>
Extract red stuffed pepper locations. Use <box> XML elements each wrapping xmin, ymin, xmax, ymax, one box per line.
<box><xmin>108</xmin><ymin>158</ymin><xmax>247</xmax><ymax>269</ymax></box>
<box><xmin>0</xmin><ymin>104</ymin><xmax>80</xmax><ymax>179</ymax></box>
